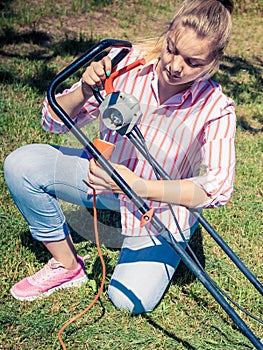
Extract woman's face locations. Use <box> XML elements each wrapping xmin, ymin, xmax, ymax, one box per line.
<box><xmin>157</xmin><ymin>27</ymin><xmax>214</xmax><ymax>90</ymax></box>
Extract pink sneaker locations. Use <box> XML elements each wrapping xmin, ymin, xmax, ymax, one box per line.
<box><xmin>10</xmin><ymin>255</ymin><xmax>89</xmax><ymax>301</ymax></box>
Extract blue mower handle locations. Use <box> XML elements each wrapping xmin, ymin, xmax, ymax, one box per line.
<box><xmin>47</xmin><ymin>39</ymin><xmax>162</xmax><ymax>225</ymax></box>
<box><xmin>48</xmin><ymin>39</ymin><xmax>132</xmax><ymax>109</ymax></box>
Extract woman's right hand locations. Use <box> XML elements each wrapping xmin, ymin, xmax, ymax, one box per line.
<box><xmin>47</xmin><ymin>56</ymin><xmax>112</xmax><ymax>121</ymax></box>
<box><xmin>81</xmin><ymin>56</ymin><xmax>112</xmax><ymax>97</ymax></box>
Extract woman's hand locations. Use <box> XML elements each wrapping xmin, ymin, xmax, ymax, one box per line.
<box><xmin>81</xmin><ymin>56</ymin><xmax>112</xmax><ymax>97</ymax></box>
<box><xmin>87</xmin><ymin>159</ymin><xmax>146</xmax><ymax>194</ymax></box>
<box><xmin>48</xmin><ymin>56</ymin><xmax>112</xmax><ymax>121</ymax></box>
<box><xmin>87</xmin><ymin>159</ymin><xmax>210</xmax><ymax>207</ymax></box>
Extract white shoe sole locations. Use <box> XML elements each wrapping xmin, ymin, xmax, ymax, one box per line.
<box><xmin>11</xmin><ymin>275</ymin><xmax>88</xmax><ymax>301</ymax></box>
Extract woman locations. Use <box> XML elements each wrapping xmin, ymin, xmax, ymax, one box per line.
<box><xmin>4</xmin><ymin>0</ymin><xmax>235</xmax><ymax>314</ymax></box>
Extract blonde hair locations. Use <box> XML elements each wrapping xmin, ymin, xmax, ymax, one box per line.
<box><xmin>135</xmin><ymin>0</ymin><xmax>234</xmax><ymax>79</ymax></box>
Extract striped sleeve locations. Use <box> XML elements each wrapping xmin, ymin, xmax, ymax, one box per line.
<box><xmin>41</xmin><ymin>81</ymin><xmax>100</xmax><ymax>134</ymax></box>
<box><xmin>190</xmin><ymin>100</ymin><xmax>236</xmax><ymax>208</ymax></box>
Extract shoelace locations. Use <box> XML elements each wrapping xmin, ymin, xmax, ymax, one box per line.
<box><xmin>30</xmin><ymin>259</ymin><xmax>63</xmax><ymax>283</ymax></box>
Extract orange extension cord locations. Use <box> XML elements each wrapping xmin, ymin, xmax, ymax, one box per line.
<box><xmin>57</xmin><ymin>187</ymin><xmax>106</xmax><ymax>350</ymax></box>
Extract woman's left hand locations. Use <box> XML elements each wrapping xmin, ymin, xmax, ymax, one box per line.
<box><xmin>87</xmin><ymin>158</ymin><xmax>143</xmax><ymax>194</ymax></box>
<box><xmin>86</xmin><ymin>159</ymin><xmax>209</xmax><ymax>207</ymax></box>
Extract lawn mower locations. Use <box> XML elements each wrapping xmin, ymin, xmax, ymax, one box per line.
<box><xmin>47</xmin><ymin>39</ymin><xmax>263</xmax><ymax>349</ymax></box>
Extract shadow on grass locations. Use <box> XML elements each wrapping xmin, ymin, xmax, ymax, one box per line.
<box><xmin>0</xmin><ymin>28</ymin><xmax>98</xmax><ymax>58</ymax></box>
<box><xmin>20</xmin><ymin>229</ymin><xmax>51</xmax><ymax>263</ymax></box>
<box><xmin>172</xmin><ymin>226</ymin><xmax>206</xmax><ymax>286</ymax></box>
<box><xmin>0</xmin><ymin>27</ymin><xmax>100</xmax><ymax>93</ymax></box>
<box><xmin>209</xmin><ymin>325</ymin><xmax>252</xmax><ymax>349</ymax></box>
<box><xmin>214</xmin><ymin>55</ymin><xmax>263</xmax><ymax>134</ymax></box>
<box><xmin>142</xmin><ymin>315</ymin><xmax>253</xmax><ymax>350</ymax></box>
<box><xmin>142</xmin><ymin>314</ymin><xmax>197</xmax><ymax>350</ymax></box>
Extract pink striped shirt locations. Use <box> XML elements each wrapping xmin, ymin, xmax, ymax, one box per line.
<box><xmin>42</xmin><ymin>48</ymin><xmax>236</xmax><ymax>240</ymax></box>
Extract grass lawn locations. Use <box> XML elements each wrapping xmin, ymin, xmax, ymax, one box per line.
<box><xmin>0</xmin><ymin>1</ymin><xmax>262</xmax><ymax>349</ymax></box>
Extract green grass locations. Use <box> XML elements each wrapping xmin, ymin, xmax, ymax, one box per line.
<box><xmin>0</xmin><ymin>1</ymin><xmax>262</xmax><ymax>349</ymax></box>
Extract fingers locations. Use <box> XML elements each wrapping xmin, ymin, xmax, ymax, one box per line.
<box><xmin>87</xmin><ymin>159</ymin><xmax>120</xmax><ymax>192</ymax></box>
<box><xmin>87</xmin><ymin>159</ymin><xmax>109</xmax><ymax>185</ymax></box>
<box><xmin>82</xmin><ymin>56</ymin><xmax>112</xmax><ymax>91</ymax></box>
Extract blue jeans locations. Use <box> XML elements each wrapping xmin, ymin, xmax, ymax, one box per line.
<box><xmin>4</xmin><ymin>144</ymin><xmax>197</xmax><ymax>314</ymax></box>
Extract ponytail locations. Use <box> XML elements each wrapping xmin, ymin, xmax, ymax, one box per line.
<box><xmin>217</xmin><ymin>0</ymin><xmax>234</xmax><ymax>14</ymax></box>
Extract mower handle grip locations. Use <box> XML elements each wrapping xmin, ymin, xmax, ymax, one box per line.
<box><xmin>47</xmin><ymin>39</ymin><xmax>132</xmax><ymax>116</ymax></box>
<box><xmin>104</xmin><ymin>58</ymin><xmax>146</xmax><ymax>94</ymax></box>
